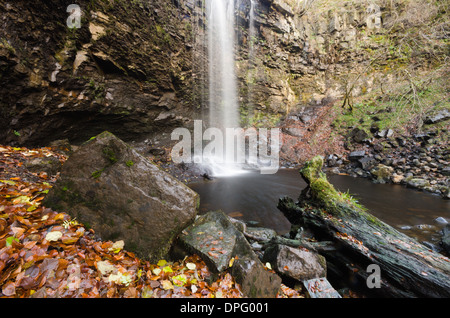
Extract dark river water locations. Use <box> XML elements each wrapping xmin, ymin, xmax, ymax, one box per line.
<box><xmin>189</xmin><ymin>169</ymin><xmax>449</xmax><ymax>244</ymax></box>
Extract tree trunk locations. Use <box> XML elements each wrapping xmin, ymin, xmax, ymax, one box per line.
<box><xmin>278</xmin><ymin>156</ymin><xmax>450</xmax><ymax>298</ymax></box>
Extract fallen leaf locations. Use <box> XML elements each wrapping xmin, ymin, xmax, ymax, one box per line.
<box><xmin>208</xmin><ymin>251</ymin><xmax>219</xmax><ymax>258</ymax></box>
<box><xmin>61</xmin><ymin>235</ymin><xmax>79</xmax><ymax>244</ymax></box>
<box><xmin>108</xmin><ymin>240</ymin><xmax>124</xmax><ymax>253</ymax></box>
<box><xmin>45</xmin><ymin>231</ymin><xmax>62</xmax><ymax>242</ymax></box>
<box><xmin>6</xmin><ymin>236</ymin><xmax>19</xmax><ymax>246</ymax></box>
<box><xmin>186</xmin><ymin>262</ymin><xmax>196</xmax><ymax>270</ymax></box>
<box><xmin>2</xmin><ymin>281</ymin><xmax>16</xmax><ymax>296</ymax></box>
<box><xmin>13</xmin><ymin>195</ymin><xmax>31</xmax><ymax>204</ymax></box>
<box><xmin>96</xmin><ymin>260</ymin><xmax>116</xmax><ymax>276</ymax></box>
<box><xmin>172</xmin><ymin>274</ymin><xmax>187</xmax><ymax>287</ymax></box>
<box><xmin>157</xmin><ymin>259</ymin><xmax>167</xmax><ymax>267</ymax></box>
<box><xmin>23</xmin><ymin>241</ymin><xmax>37</xmax><ymax>249</ymax></box>
<box><xmin>162</xmin><ymin>266</ymin><xmax>173</xmax><ymax>273</ymax></box>
<box><xmin>161</xmin><ymin>280</ymin><xmax>174</xmax><ymax>290</ymax></box>
<box><xmin>54</xmin><ymin>213</ymin><xmax>65</xmax><ymax>221</ymax></box>
<box><xmin>141</xmin><ymin>286</ymin><xmax>154</xmax><ymax>298</ymax></box>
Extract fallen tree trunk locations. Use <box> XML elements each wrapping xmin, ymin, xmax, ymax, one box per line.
<box><xmin>278</xmin><ymin>156</ymin><xmax>450</xmax><ymax>298</ymax></box>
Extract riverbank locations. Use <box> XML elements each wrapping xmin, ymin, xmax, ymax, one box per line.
<box><xmin>0</xmin><ymin>144</ymin><xmax>305</xmax><ymax>298</ymax></box>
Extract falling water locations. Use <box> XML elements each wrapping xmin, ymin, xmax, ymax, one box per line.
<box><xmin>206</xmin><ymin>0</ymin><xmax>239</xmax><ymax>131</ymax></box>
<box><xmin>191</xmin><ymin>0</ymin><xmax>275</xmax><ymax>177</ymax></box>
<box><xmin>202</xmin><ymin>0</ymin><xmax>246</xmax><ymax>176</ymax></box>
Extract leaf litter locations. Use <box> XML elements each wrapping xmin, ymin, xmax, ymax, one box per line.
<box><xmin>0</xmin><ymin>145</ymin><xmax>301</xmax><ymax>298</ymax></box>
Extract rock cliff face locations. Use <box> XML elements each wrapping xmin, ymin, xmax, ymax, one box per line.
<box><xmin>0</xmin><ymin>0</ymin><xmax>196</xmax><ymax>145</ymax></box>
<box><xmin>0</xmin><ymin>0</ymin><xmax>446</xmax><ymax>147</ymax></box>
<box><xmin>234</xmin><ymin>0</ymin><xmax>447</xmax><ymax>123</ymax></box>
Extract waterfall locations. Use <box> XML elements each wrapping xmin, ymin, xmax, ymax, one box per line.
<box><xmin>201</xmin><ymin>0</ymin><xmax>245</xmax><ymax>177</ymax></box>
<box><xmin>188</xmin><ymin>0</ymin><xmax>279</xmax><ymax>176</ymax></box>
<box><xmin>207</xmin><ymin>0</ymin><xmax>239</xmax><ymax>131</ymax></box>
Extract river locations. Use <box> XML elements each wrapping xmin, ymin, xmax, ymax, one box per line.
<box><xmin>189</xmin><ymin>169</ymin><xmax>449</xmax><ymax>245</ymax></box>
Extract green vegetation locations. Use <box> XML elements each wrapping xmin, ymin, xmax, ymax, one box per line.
<box><xmin>301</xmin><ymin>156</ymin><xmax>366</xmax><ymax>213</ymax></box>
<box><xmin>240</xmin><ymin>108</ymin><xmax>282</xmax><ymax>128</ymax></box>
<box><xmin>91</xmin><ymin>168</ymin><xmax>105</xmax><ymax>179</ymax></box>
<box><xmin>0</xmin><ymin>38</ymin><xmax>16</xmax><ymax>54</ymax></box>
<box><xmin>332</xmin><ymin>69</ymin><xmax>449</xmax><ymax>136</ymax></box>
<box><xmin>102</xmin><ymin>146</ymin><xmax>118</xmax><ymax>164</ymax></box>
<box><xmin>88</xmin><ymin>79</ymin><xmax>106</xmax><ymax>100</ymax></box>
<box><xmin>126</xmin><ymin>160</ymin><xmax>134</xmax><ymax>167</ymax></box>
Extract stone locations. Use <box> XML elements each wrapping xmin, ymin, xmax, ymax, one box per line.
<box><xmin>350</xmin><ymin>128</ymin><xmax>368</xmax><ymax>143</ymax></box>
<box><xmin>441</xmin><ymin>167</ymin><xmax>450</xmax><ymax>176</ymax></box>
<box><xmin>348</xmin><ymin>150</ymin><xmax>366</xmax><ymax>161</ymax></box>
<box><xmin>434</xmin><ymin>217</ymin><xmax>448</xmax><ymax>225</ymax></box>
<box><xmin>231</xmin><ymin>254</ymin><xmax>282</xmax><ymax>298</ymax></box>
<box><xmin>25</xmin><ymin>156</ymin><xmax>62</xmax><ymax>176</ymax></box>
<box><xmin>424</xmin><ymin>109</ymin><xmax>450</xmax><ymax>125</ymax></box>
<box><xmin>43</xmin><ymin>131</ymin><xmax>199</xmax><ymax>262</ymax></box>
<box><xmin>413</xmin><ymin>133</ymin><xmax>431</xmax><ymax>141</ymax></box>
<box><xmin>357</xmin><ymin>156</ymin><xmax>375</xmax><ymax>170</ymax></box>
<box><xmin>282</xmin><ymin>127</ymin><xmax>303</xmax><ymax>137</ymax></box>
<box><xmin>244</xmin><ymin>227</ymin><xmax>277</xmax><ymax>242</ymax></box>
<box><xmin>178</xmin><ymin>211</ymin><xmax>281</xmax><ymax>298</ymax></box>
<box><xmin>391</xmin><ymin>173</ymin><xmax>404</xmax><ymax>184</ymax></box>
<box><xmin>149</xmin><ymin>148</ymin><xmax>166</xmax><ymax>156</ymax></box>
<box><xmin>370</xmin><ymin>164</ymin><xmax>394</xmax><ymax>183</ymax></box>
<box><xmin>396</xmin><ymin>137</ymin><xmax>406</xmax><ymax>147</ymax></box>
<box><xmin>326</xmin><ymin>154</ymin><xmax>337</xmax><ymax>167</ymax></box>
<box><xmin>272</xmin><ymin>0</ymin><xmax>294</xmax><ymax>16</ymax></box>
<box><xmin>179</xmin><ymin>211</ymin><xmax>240</xmax><ymax>273</ymax></box>
<box><xmin>375</xmin><ymin>129</ymin><xmax>394</xmax><ymax>138</ymax></box>
<box><xmin>442</xmin><ymin>187</ymin><xmax>450</xmax><ymax>200</ymax></box>
<box><xmin>89</xmin><ymin>23</ymin><xmax>106</xmax><ymax>41</ymax></box>
<box><xmin>303</xmin><ymin>277</ymin><xmax>341</xmax><ymax>298</ymax></box>
<box><xmin>262</xmin><ymin>244</ymin><xmax>327</xmax><ymax>281</ymax></box>
<box><xmin>373</xmin><ymin>143</ymin><xmax>384</xmax><ymax>153</ymax></box>
<box><xmin>406</xmin><ymin>178</ymin><xmax>430</xmax><ymax>190</ymax></box>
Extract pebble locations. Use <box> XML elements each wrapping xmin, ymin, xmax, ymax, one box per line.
<box><xmin>434</xmin><ymin>217</ymin><xmax>448</xmax><ymax>225</ymax></box>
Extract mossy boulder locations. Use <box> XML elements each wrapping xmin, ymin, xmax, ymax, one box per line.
<box><xmin>370</xmin><ymin>164</ymin><xmax>394</xmax><ymax>183</ymax></box>
<box><xmin>43</xmin><ymin>131</ymin><xmax>199</xmax><ymax>262</ymax></box>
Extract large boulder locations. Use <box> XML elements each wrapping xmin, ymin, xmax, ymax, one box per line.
<box><xmin>262</xmin><ymin>244</ymin><xmax>327</xmax><ymax>281</ymax></box>
<box><xmin>43</xmin><ymin>131</ymin><xmax>199</xmax><ymax>262</ymax></box>
<box><xmin>178</xmin><ymin>211</ymin><xmax>282</xmax><ymax>298</ymax></box>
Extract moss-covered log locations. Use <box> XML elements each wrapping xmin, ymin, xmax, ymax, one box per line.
<box><xmin>278</xmin><ymin>156</ymin><xmax>450</xmax><ymax>298</ymax></box>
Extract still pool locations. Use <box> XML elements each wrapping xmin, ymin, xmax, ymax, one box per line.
<box><xmin>189</xmin><ymin>169</ymin><xmax>450</xmax><ymax>244</ymax></box>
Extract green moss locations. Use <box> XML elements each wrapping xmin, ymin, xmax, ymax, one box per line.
<box><xmin>102</xmin><ymin>146</ymin><xmax>118</xmax><ymax>164</ymax></box>
<box><xmin>126</xmin><ymin>160</ymin><xmax>134</xmax><ymax>167</ymax></box>
<box><xmin>300</xmin><ymin>156</ymin><xmax>324</xmax><ymax>182</ymax></box>
<box><xmin>310</xmin><ymin>177</ymin><xmax>341</xmax><ymax>207</ymax></box>
<box><xmin>91</xmin><ymin>168</ymin><xmax>105</xmax><ymax>179</ymax></box>
<box><xmin>301</xmin><ymin>156</ymin><xmax>368</xmax><ymax>215</ymax></box>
